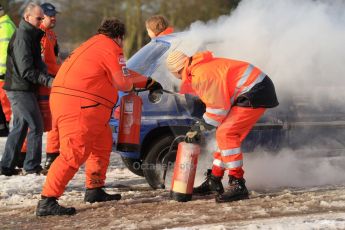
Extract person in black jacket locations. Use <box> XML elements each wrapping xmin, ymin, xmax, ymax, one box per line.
<box><xmin>0</xmin><ymin>2</ymin><xmax>54</xmax><ymax>176</ymax></box>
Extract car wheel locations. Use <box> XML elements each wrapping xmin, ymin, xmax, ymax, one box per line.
<box><xmin>121</xmin><ymin>156</ymin><xmax>144</xmax><ymax>177</ymax></box>
<box><xmin>142</xmin><ymin>135</ymin><xmax>180</xmax><ymax>189</ymax></box>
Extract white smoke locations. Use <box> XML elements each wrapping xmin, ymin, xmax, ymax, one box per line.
<box><xmin>186</xmin><ymin>0</ymin><xmax>345</xmax><ymax>189</ymax></box>
<box><xmin>245</xmin><ymin>148</ymin><xmax>345</xmax><ymax>189</ymax></box>
<box><xmin>180</xmin><ymin>0</ymin><xmax>345</xmax><ymax>105</ymax></box>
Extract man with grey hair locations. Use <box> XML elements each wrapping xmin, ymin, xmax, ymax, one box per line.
<box><xmin>0</xmin><ymin>2</ymin><xmax>54</xmax><ymax>176</ymax></box>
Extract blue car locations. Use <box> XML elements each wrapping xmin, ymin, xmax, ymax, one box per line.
<box><xmin>110</xmin><ymin>33</ymin><xmax>345</xmax><ymax>189</ymax></box>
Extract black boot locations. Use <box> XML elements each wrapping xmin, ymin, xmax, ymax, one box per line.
<box><xmin>44</xmin><ymin>152</ymin><xmax>59</xmax><ymax>170</ymax></box>
<box><xmin>22</xmin><ymin>165</ymin><xmax>44</xmax><ymax>175</ymax></box>
<box><xmin>215</xmin><ymin>175</ymin><xmax>249</xmax><ymax>203</ymax></box>
<box><xmin>0</xmin><ymin>121</ymin><xmax>9</xmax><ymax>137</ymax></box>
<box><xmin>193</xmin><ymin>169</ymin><xmax>224</xmax><ymax>196</ymax></box>
<box><xmin>16</xmin><ymin>152</ymin><xmax>26</xmax><ymax>169</ymax></box>
<box><xmin>84</xmin><ymin>187</ymin><xmax>121</xmax><ymax>203</ymax></box>
<box><xmin>36</xmin><ymin>197</ymin><xmax>76</xmax><ymax>216</ymax></box>
<box><xmin>0</xmin><ymin>167</ymin><xmax>22</xmax><ymax>176</ymax></box>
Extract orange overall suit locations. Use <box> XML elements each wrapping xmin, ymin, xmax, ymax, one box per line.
<box><xmin>41</xmin><ymin>34</ymin><xmax>147</xmax><ymax>197</ymax></box>
<box><xmin>0</xmin><ymin>82</ymin><xmax>11</xmax><ymax>123</ymax></box>
<box><xmin>180</xmin><ymin>51</ymin><xmax>278</xmax><ymax>179</ymax></box>
<box><xmin>40</xmin><ymin>24</ymin><xmax>61</xmax><ymax>153</ymax></box>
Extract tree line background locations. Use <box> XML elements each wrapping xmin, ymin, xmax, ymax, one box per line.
<box><xmin>1</xmin><ymin>0</ymin><xmax>240</xmax><ymax>57</ymax></box>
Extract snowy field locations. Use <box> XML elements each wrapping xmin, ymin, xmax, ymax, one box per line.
<box><xmin>1</xmin><ymin>134</ymin><xmax>345</xmax><ymax>229</ymax></box>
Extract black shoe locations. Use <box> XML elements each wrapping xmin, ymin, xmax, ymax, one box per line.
<box><xmin>44</xmin><ymin>152</ymin><xmax>59</xmax><ymax>170</ymax></box>
<box><xmin>215</xmin><ymin>176</ymin><xmax>249</xmax><ymax>203</ymax></box>
<box><xmin>0</xmin><ymin>122</ymin><xmax>9</xmax><ymax>137</ymax></box>
<box><xmin>0</xmin><ymin>167</ymin><xmax>22</xmax><ymax>176</ymax></box>
<box><xmin>0</xmin><ymin>128</ymin><xmax>9</xmax><ymax>137</ymax></box>
<box><xmin>22</xmin><ymin>165</ymin><xmax>44</xmax><ymax>175</ymax></box>
<box><xmin>16</xmin><ymin>152</ymin><xmax>26</xmax><ymax>168</ymax></box>
<box><xmin>84</xmin><ymin>187</ymin><xmax>121</xmax><ymax>203</ymax></box>
<box><xmin>193</xmin><ymin>169</ymin><xmax>224</xmax><ymax>196</ymax></box>
<box><xmin>36</xmin><ymin>197</ymin><xmax>76</xmax><ymax>216</ymax></box>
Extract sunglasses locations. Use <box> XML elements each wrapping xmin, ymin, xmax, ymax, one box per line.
<box><xmin>34</xmin><ymin>16</ymin><xmax>44</xmax><ymax>21</ymax></box>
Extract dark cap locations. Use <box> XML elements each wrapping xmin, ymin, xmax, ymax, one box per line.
<box><xmin>41</xmin><ymin>3</ymin><xmax>58</xmax><ymax>16</ymax></box>
<box><xmin>0</xmin><ymin>4</ymin><xmax>3</xmax><ymax>11</ymax></box>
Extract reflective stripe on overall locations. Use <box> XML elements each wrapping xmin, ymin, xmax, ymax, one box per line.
<box><xmin>203</xmin><ymin>64</ymin><xmax>266</xmax><ymax>127</ymax></box>
<box><xmin>208</xmin><ymin>65</ymin><xmax>266</xmax><ymax>176</ymax></box>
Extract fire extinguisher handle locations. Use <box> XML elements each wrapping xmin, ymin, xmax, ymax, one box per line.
<box><xmin>133</xmin><ymin>88</ymin><xmax>147</xmax><ymax>92</ymax></box>
<box><xmin>130</xmin><ymin>88</ymin><xmax>148</xmax><ymax>96</ymax></box>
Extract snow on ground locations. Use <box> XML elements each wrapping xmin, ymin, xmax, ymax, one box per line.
<box><xmin>1</xmin><ymin>134</ymin><xmax>345</xmax><ymax>229</ymax></box>
<box><xmin>0</xmin><ymin>134</ymin><xmax>145</xmax><ymax>209</ymax></box>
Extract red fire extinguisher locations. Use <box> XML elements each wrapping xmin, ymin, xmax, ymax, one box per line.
<box><xmin>116</xmin><ymin>92</ymin><xmax>142</xmax><ymax>152</ymax></box>
<box><xmin>170</xmin><ymin>142</ymin><xmax>201</xmax><ymax>202</ymax></box>
<box><xmin>38</xmin><ymin>86</ymin><xmax>52</xmax><ymax>131</ymax></box>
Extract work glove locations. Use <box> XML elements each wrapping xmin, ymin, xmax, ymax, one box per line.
<box><xmin>146</xmin><ymin>77</ymin><xmax>163</xmax><ymax>103</ymax></box>
<box><xmin>185</xmin><ymin>119</ymin><xmax>216</xmax><ymax>144</ymax></box>
<box><xmin>146</xmin><ymin>77</ymin><xmax>163</xmax><ymax>93</ymax></box>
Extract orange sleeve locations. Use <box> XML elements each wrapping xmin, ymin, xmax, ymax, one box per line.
<box><xmin>47</xmin><ymin>59</ymin><xmax>60</xmax><ymax>75</ymax></box>
<box><xmin>40</xmin><ymin>32</ymin><xmax>61</xmax><ymax>75</ymax></box>
<box><xmin>103</xmin><ymin>50</ymin><xmax>133</xmax><ymax>92</ymax></box>
<box><xmin>127</xmin><ymin>69</ymin><xmax>149</xmax><ymax>89</ymax></box>
<box><xmin>40</xmin><ymin>33</ymin><xmax>47</xmax><ymax>55</ymax></box>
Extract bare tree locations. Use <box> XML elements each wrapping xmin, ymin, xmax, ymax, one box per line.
<box><xmin>5</xmin><ymin>0</ymin><xmax>240</xmax><ymax>57</ymax></box>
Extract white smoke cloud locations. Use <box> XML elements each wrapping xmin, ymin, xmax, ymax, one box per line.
<box><xmin>181</xmin><ymin>0</ymin><xmax>345</xmax><ymax>105</ymax></box>
<box><xmin>186</xmin><ymin>0</ymin><xmax>345</xmax><ymax>189</ymax></box>
<box><xmin>245</xmin><ymin>148</ymin><xmax>345</xmax><ymax>189</ymax></box>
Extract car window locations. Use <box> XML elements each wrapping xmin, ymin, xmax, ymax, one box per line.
<box><xmin>127</xmin><ymin>39</ymin><xmax>171</xmax><ymax>77</ymax></box>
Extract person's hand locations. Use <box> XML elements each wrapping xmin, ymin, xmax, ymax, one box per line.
<box><xmin>146</xmin><ymin>77</ymin><xmax>163</xmax><ymax>103</ymax></box>
<box><xmin>145</xmin><ymin>77</ymin><xmax>163</xmax><ymax>93</ymax></box>
<box><xmin>48</xmin><ymin>78</ymin><xmax>54</xmax><ymax>87</ymax></box>
<box><xmin>185</xmin><ymin>129</ymin><xmax>201</xmax><ymax>143</ymax></box>
<box><xmin>184</xmin><ymin>119</ymin><xmax>216</xmax><ymax>143</ymax></box>
<box><xmin>38</xmin><ymin>73</ymin><xmax>54</xmax><ymax>88</ymax></box>
<box><xmin>196</xmin><ymin>119</ymin><xmax>216</xmax><ymax>132</ymax></box>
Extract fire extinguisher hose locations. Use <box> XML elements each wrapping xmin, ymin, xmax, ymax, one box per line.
<box><xmin>159</xmin><ymin>135</ymin><xmax>185</xmax><ymax>189</ymax></box>
<box><xmin>162</xmin><ymin>89</ymin><xmax>185</xmax><ymax>98</ymax></box>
